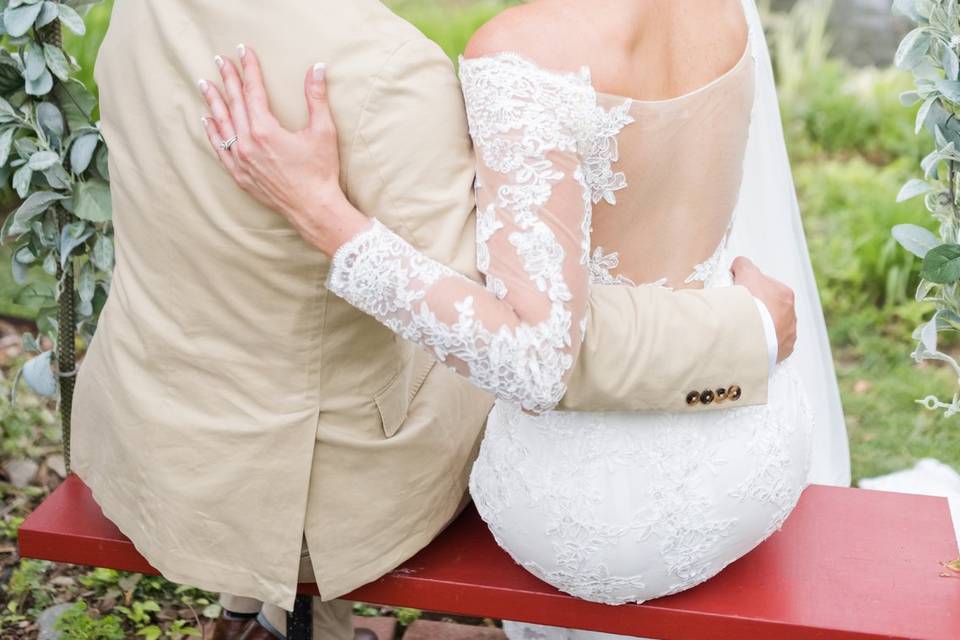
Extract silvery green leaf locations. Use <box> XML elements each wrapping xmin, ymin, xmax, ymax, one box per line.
<box><xmin>20</xmin><ymin>331</ymin><xmax>38</xmax><ymax>353</ymax></box>
<box><xmin>942</xmin><ymin>45</ymin><xmax>959</xmax><ymax>81</ymax></box>
<box><xmin>0</xmin><ymin>127</ymin><xmax>15</xmax><ymax>166</ymax></box>
<box><xmin>69</xmin><ymin>132</ymin><xmax>97</xmax><ymax>173</ymax></box>
<box><xmin>896</xmin><ymin>179</ymin><xmax>935</xmax><ymax>202</ymax></box>
<box><xmin>893</xmin><ymin>0</ymin><xmax>922</xmax><ymax>20</ymax></box>
<box><xmin>43</xmin><ymin>162</ymin><xmax>69</xmax><ymax>189</ymax></box>
<box><xmin>895</xmin><ymin>28</ymin><xmax>931</xmax><ymax>70</ymax></box>
<box><xmin>78</xmin><ymin>260</ymin><xmax>94</xmax><ymax>302</ymax></box>
<box><xmin>42</xmin><ymin>43</ymin><xmax>68</xmax><ymax>80</ymax></box>
<box><xmin>14</xmin><ymin>136</ymin><xmax>37</xmax><ymax>159</ymax></box>
<box><xmin>58</xmin><ymin>219</ymin><xmax>92</xmax><ymax>268</ymax></box>
<box><xmin>914</xmin><ymin>60</ymin><xmax>942</xmax><ymax>81</ymax></box>
<box><xmin>894</xmin><ymin>224</ymin><xmax>939</xmax><ymax>263</ymax></box>
<box><xmin>920</xmin><ymin>317</ymin><xmax>939</xmax><ymax>354</ymax></box>
<box><xmin>22</xmin><ymin>40</ymin><xmax>43</xmax><ymax>81</ymax></box>
<box><xmin>56</xmin><ymin>2</ymin><xmax>84</xmax><ymax>35</ymax></box>
<box><xmin>94</xmin><ymin>144</ymin><xmax>108</xmax><ymax>180</ymax></box>
<box><xmin>34</xmin><ymin>0</ymin><xmax>56</xmax><ymax>27</ymax></box>
<box><xmin>11</xmin><ymin>164</ymin><xmax>31</xmax><ymax>198</ymax></box>
<box><xmin>936</xmin><ymin>309</ymin><xmax>960</xmax><ymax>331</ymax></box>
<box><xmin>23</xmin><ymin>66</ymin><xmax>51</xmax><ymax>96</ymax></box>
<box><xmin>900</xmin><ymin>90</ymin><xmax>921</xmax><ymax>106</ymax></box>
<box><xmin>916</xmin><ymin>95</ymin><xmax>936</xmax><ymax>134</ymax></box>
<box><xmin>14</xmin><ymin>243</ymin><xmax>34</xmax><ymax>264</ymax></box>
<box><xmin>90</xmin><ymin>232</ymin><xmax>113</xmax><ymax>271</ymax></box>
<box><xmin>6</xmin><ymin>190</ymin><xmax>66</xmax><ymax>235</ymax></box>
<box><xmin>0</xmin><ymin>95</ymin><xmax>17</xmax><ymax>118</ymax></box>
<box><xmin>11</xmin><ymin>249</ymin><xmax>26</xmax><ymax>283</ymax></box>
<box><xmin>916</xmin><ymin>278</ymin><xmax>938</xmax><ymax>302</ymax></box>
<box><xmin>54</xmin><ymin>80</ymin><xmax>95</xmax><ymax>131</ymax></box>
<box><xmin>36</xmin><ymin>101</ymin><xmax>63</xmax><ymax>138</ymax></box>
<box><xmin>22</xmin><ymin>350</ymin><xmax>56</xmax><ymax>396</ymax></box>
<box><xmin>3</xmin><ymin>1</ymin><xmax>42</xmax><ymax>37</ymax></box>
<box><xmin>921</xmin><ymin>243</ymin><xmax>960</xmax><ymax>283</ymax></box>
<box><xmin>936</xmin><ymin>79</ymin><xmax>960</xmax><ymax>102</ymax></box>
<box><xmin>41</xmin><ymin>249</ymin><xmax>55</xmax><ymax>274</ymax></box>
<box><xmin>71</xmin><ymin>178</ymin><xmax>111</xmax><ymax>222</ymax></box>
<box><xmin>27</xmin><ymin>149</ymin><xmax>57</xmax><ymax>170</ymax></box>
<box><xmin>935</xmin><ymin>124</ymin><xmax>948</xmax><ymax>147</ymax></box>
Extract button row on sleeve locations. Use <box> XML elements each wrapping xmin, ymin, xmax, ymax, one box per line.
<box><xmin>686</xmin><ymin>385</ymin><xmax>742</xmax><ymax>406</ymax></box>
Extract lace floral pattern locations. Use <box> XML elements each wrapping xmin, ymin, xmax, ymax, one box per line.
<box><xmin>327</xmin><ymin>54</ymin><xmax>603</xmax><ymax>413</ymax></box>
<box><xmin>582</xmin><ymin>100</ymin><xmax>634</xmax><ymax>206</ymax></box>
<box><xmin>588</xmin><ymin>247</ymin><xmax>636</xmax><ymax>286</ymax></box>
<box><xmin>470</xmin><ymin>363</ymin><xmax>813</xmax><ymax>608</ymax></box>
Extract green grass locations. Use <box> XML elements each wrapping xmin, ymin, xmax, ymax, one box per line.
<box><xmin>388</xmin><ymin>0</ymin><xmax>518</xmax><ymax>60</ymax></box>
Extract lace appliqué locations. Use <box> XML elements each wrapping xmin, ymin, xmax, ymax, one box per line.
<box><xmin>582</xmin><ymin>100</ymin><xmax>634</xmax><ymax>205</ymax></box>
<box><xmin>327</xmin><ymin>54</ymin><xmax>598</xmax><ymax>414</ymax></box>
<box><xmin>589</xmin><ymin>246</ymin><xmax>636</xmax><ymax>286</ymax></box>
<box><xmin>684</xmin><ymin>238</ymin><xmax>728</xmax><ymax>285</ymax></box>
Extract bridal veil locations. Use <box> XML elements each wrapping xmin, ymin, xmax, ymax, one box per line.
<box><xmin>728</xmin><ymin>0</ymin><xmax>850</xmax><ymax>486</ymax></box>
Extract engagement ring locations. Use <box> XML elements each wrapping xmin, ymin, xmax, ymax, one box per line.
<box><xmin>220</xmin><ymin>135</ymin><xmax>238</xmax><ymax>151</ymax></box>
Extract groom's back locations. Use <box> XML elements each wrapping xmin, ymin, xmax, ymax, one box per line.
<box><xmin>73</xmin><ymin>0</ymin><xmax>490</xmax><ymax>607</ymax></box>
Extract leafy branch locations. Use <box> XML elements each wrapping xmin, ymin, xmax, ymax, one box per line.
<box><xmin>0</xmin><ymin>0</ymin><xmax>111</xmax><ymax>470</ymax></box>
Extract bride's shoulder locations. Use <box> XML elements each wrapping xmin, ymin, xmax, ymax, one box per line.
<box><xmin>463</xmin><ymin>3</ymin><xmax>574</xmax><ymax>71</ymax></box>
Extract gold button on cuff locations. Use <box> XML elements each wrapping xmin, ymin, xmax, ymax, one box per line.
<box><xmin>728</xmin><ymin>385</ymin><xmax>742</xmax><ymax>401</ymax></box>
<box><xmin>700</xmin><ymin>389</ymin><xmax>715</xmax><ymax>405</ymax></box>
<box><xmin>686</xmin><ymin>391</ymin><xmax>700</xmax><ymax>406</ymax></box>
<box><xmin>716</xmin><ymin>388</ymin><xmax>727</xmax><ymax>402</ymax></box>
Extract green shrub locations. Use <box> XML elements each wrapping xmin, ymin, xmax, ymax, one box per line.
<box><xmin>55</xmin><ymin>602</ymin><xmax>126</xmax><ymax>640</ymax></box>
<box><xmin>798</xmin><ymin>157</ymin><xmax>928</xmax><ymax>311</ymax></box>
<box><xmin>390</xmin><ymin>0</ymin><xmax>518</xmax><ymax>61</ymax></box>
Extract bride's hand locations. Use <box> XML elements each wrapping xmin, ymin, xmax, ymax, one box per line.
<box><xmin>199</xmin><ymin>46</ymin><xmax>368</xmax><ymax>256</ymax></box>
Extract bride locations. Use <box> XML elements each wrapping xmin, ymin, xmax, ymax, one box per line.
<box><xmin>198</xmin><ymin>0</ymin><xmax>847</xmax><ymax>633</ymax></box>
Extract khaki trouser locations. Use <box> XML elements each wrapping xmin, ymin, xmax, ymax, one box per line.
<box><xmin>218</xmin><ymin>493</ymin><xmax>473</xmax><ymax>638</ymax></box>
<box><xmin>219</xmin><ymin>542</ymin><xmax>354</xmax><ymax>639</ymax></box>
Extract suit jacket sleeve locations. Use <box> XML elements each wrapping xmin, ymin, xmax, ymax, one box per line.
<box><xmin>346</xmin><ymin>37</ymin><xmax>770</xmax><ymax>414</ymax></box>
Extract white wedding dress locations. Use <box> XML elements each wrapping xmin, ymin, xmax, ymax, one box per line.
<box><xmin>327</xmin><ymin>1</ymin><xmax>843</xmax><ymax>637</ymax></box>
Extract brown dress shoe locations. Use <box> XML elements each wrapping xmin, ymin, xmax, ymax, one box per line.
<box><xmin>210</xmin><ymin>616</ymin><xmax>258</xmax><ymax>640</ymax></box>
<box><xmin>238</xmin><ymin>619</ymin><xmax>283</xmax><ymax>640</ymax></box>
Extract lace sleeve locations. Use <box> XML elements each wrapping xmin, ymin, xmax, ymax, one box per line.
<box><xmin>326</xmin><ymin>54</ymin><xmax>595</xmax><ymax>413</ymax></box>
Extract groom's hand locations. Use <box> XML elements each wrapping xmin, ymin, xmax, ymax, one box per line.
<box><xmin>732</xmin><ymin>257</ymin><xmax>797</xmax><ymax>363</ymax></box>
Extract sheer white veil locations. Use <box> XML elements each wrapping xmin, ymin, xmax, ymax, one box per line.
<box><xmin>728</xmin><ymin>0</ymin><xmax>851</xmax><ymax>486</ymax></box>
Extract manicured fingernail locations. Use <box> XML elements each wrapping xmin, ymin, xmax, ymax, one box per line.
<box><xmin>214</xmin><ymin>55</ymin><xmax>224</xmax><ymax>69</ymax></box>
<box><xmin>198</xmin><ymin>79</ymin><xmax>209</xmax><ymax>91</ymax></box>
<box><xmin>313</xmin><ymin>62</ymin><xmax>326</xmax><ymax>81</ymax></box>
<box><xmin>237</xmin><ymin>44</ymin><xmax>246</xmax><ymax>59</ymax></box>
<box><xmin>200</xmin><ymin>117</ymin><xmax>208</xmax><ymax>128</ymax></box>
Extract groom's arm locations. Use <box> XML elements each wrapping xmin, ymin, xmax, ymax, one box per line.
<box><xmin>558</xmin><ymin>284</ymin><xmax>770</xmax><ymax>412</ymax></box>
<box><xmin>343</xmin><ymin>36</ymin><xmax>771</xmax><ymax>412</ymax></box>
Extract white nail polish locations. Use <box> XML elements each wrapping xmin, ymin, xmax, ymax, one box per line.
<box><xmin>198</xmin><ymin>79</ymin><xmax>209</xmax><ymax>91</ymax></box>
<box><xmin>237</xmin><ymin>44</ymin><xmax>246</xmax><ymax>59</ymax></box>
<box><xmin>313</xmin><ymin>62</ymin><xmax>326</xmax><ymax>81</ymax></box>
<box><xmin>214</xmin><ymin>55</ymin><xmax>224</xmax><ymax>68</ymax></box>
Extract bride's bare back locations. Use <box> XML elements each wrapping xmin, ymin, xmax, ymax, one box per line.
<box><xmin>467</xmin><ymin>0</ymin><xmax>754</xmax><ymax>288</ymax></box>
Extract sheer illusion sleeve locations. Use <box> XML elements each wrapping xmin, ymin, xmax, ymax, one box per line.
<box><xmin>326</xmin><ymin>55</ymin><xmax>596</xmax><ymax>413</ymax></box>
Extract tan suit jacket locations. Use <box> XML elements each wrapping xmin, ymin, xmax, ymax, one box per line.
<box><xmin>72</xmin><ymin>0</ymin><xmax>769</xmax><ymax>610</ymax></box>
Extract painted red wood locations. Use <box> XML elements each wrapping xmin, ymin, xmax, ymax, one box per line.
<box><xmin>19</xmin><ymin>475</ymin><xmax>960</xmax><ymax>639</ymax></box>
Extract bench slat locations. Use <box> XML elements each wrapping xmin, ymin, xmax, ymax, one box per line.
<box><xmin>19</xmin><ymin>475</ymin><xmax>960</xmax><ymax>639</ymax></box>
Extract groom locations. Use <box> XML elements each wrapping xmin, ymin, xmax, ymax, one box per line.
<box><xmin>73</xmin><ymin>1</ymin><xmax>795</xmax><ymax>639</ymax></box>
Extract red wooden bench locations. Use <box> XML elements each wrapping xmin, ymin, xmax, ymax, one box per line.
<box><xmin>18</xmin><ymin>474</ymin><xmax>960</xmax><ymax>640</ymax></box>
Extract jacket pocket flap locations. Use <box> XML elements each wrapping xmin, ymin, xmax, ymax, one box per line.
<box><xmin>374</xmin><ymin>356</ymin><xmax>436</xmax><ymax>438</ymax></box>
